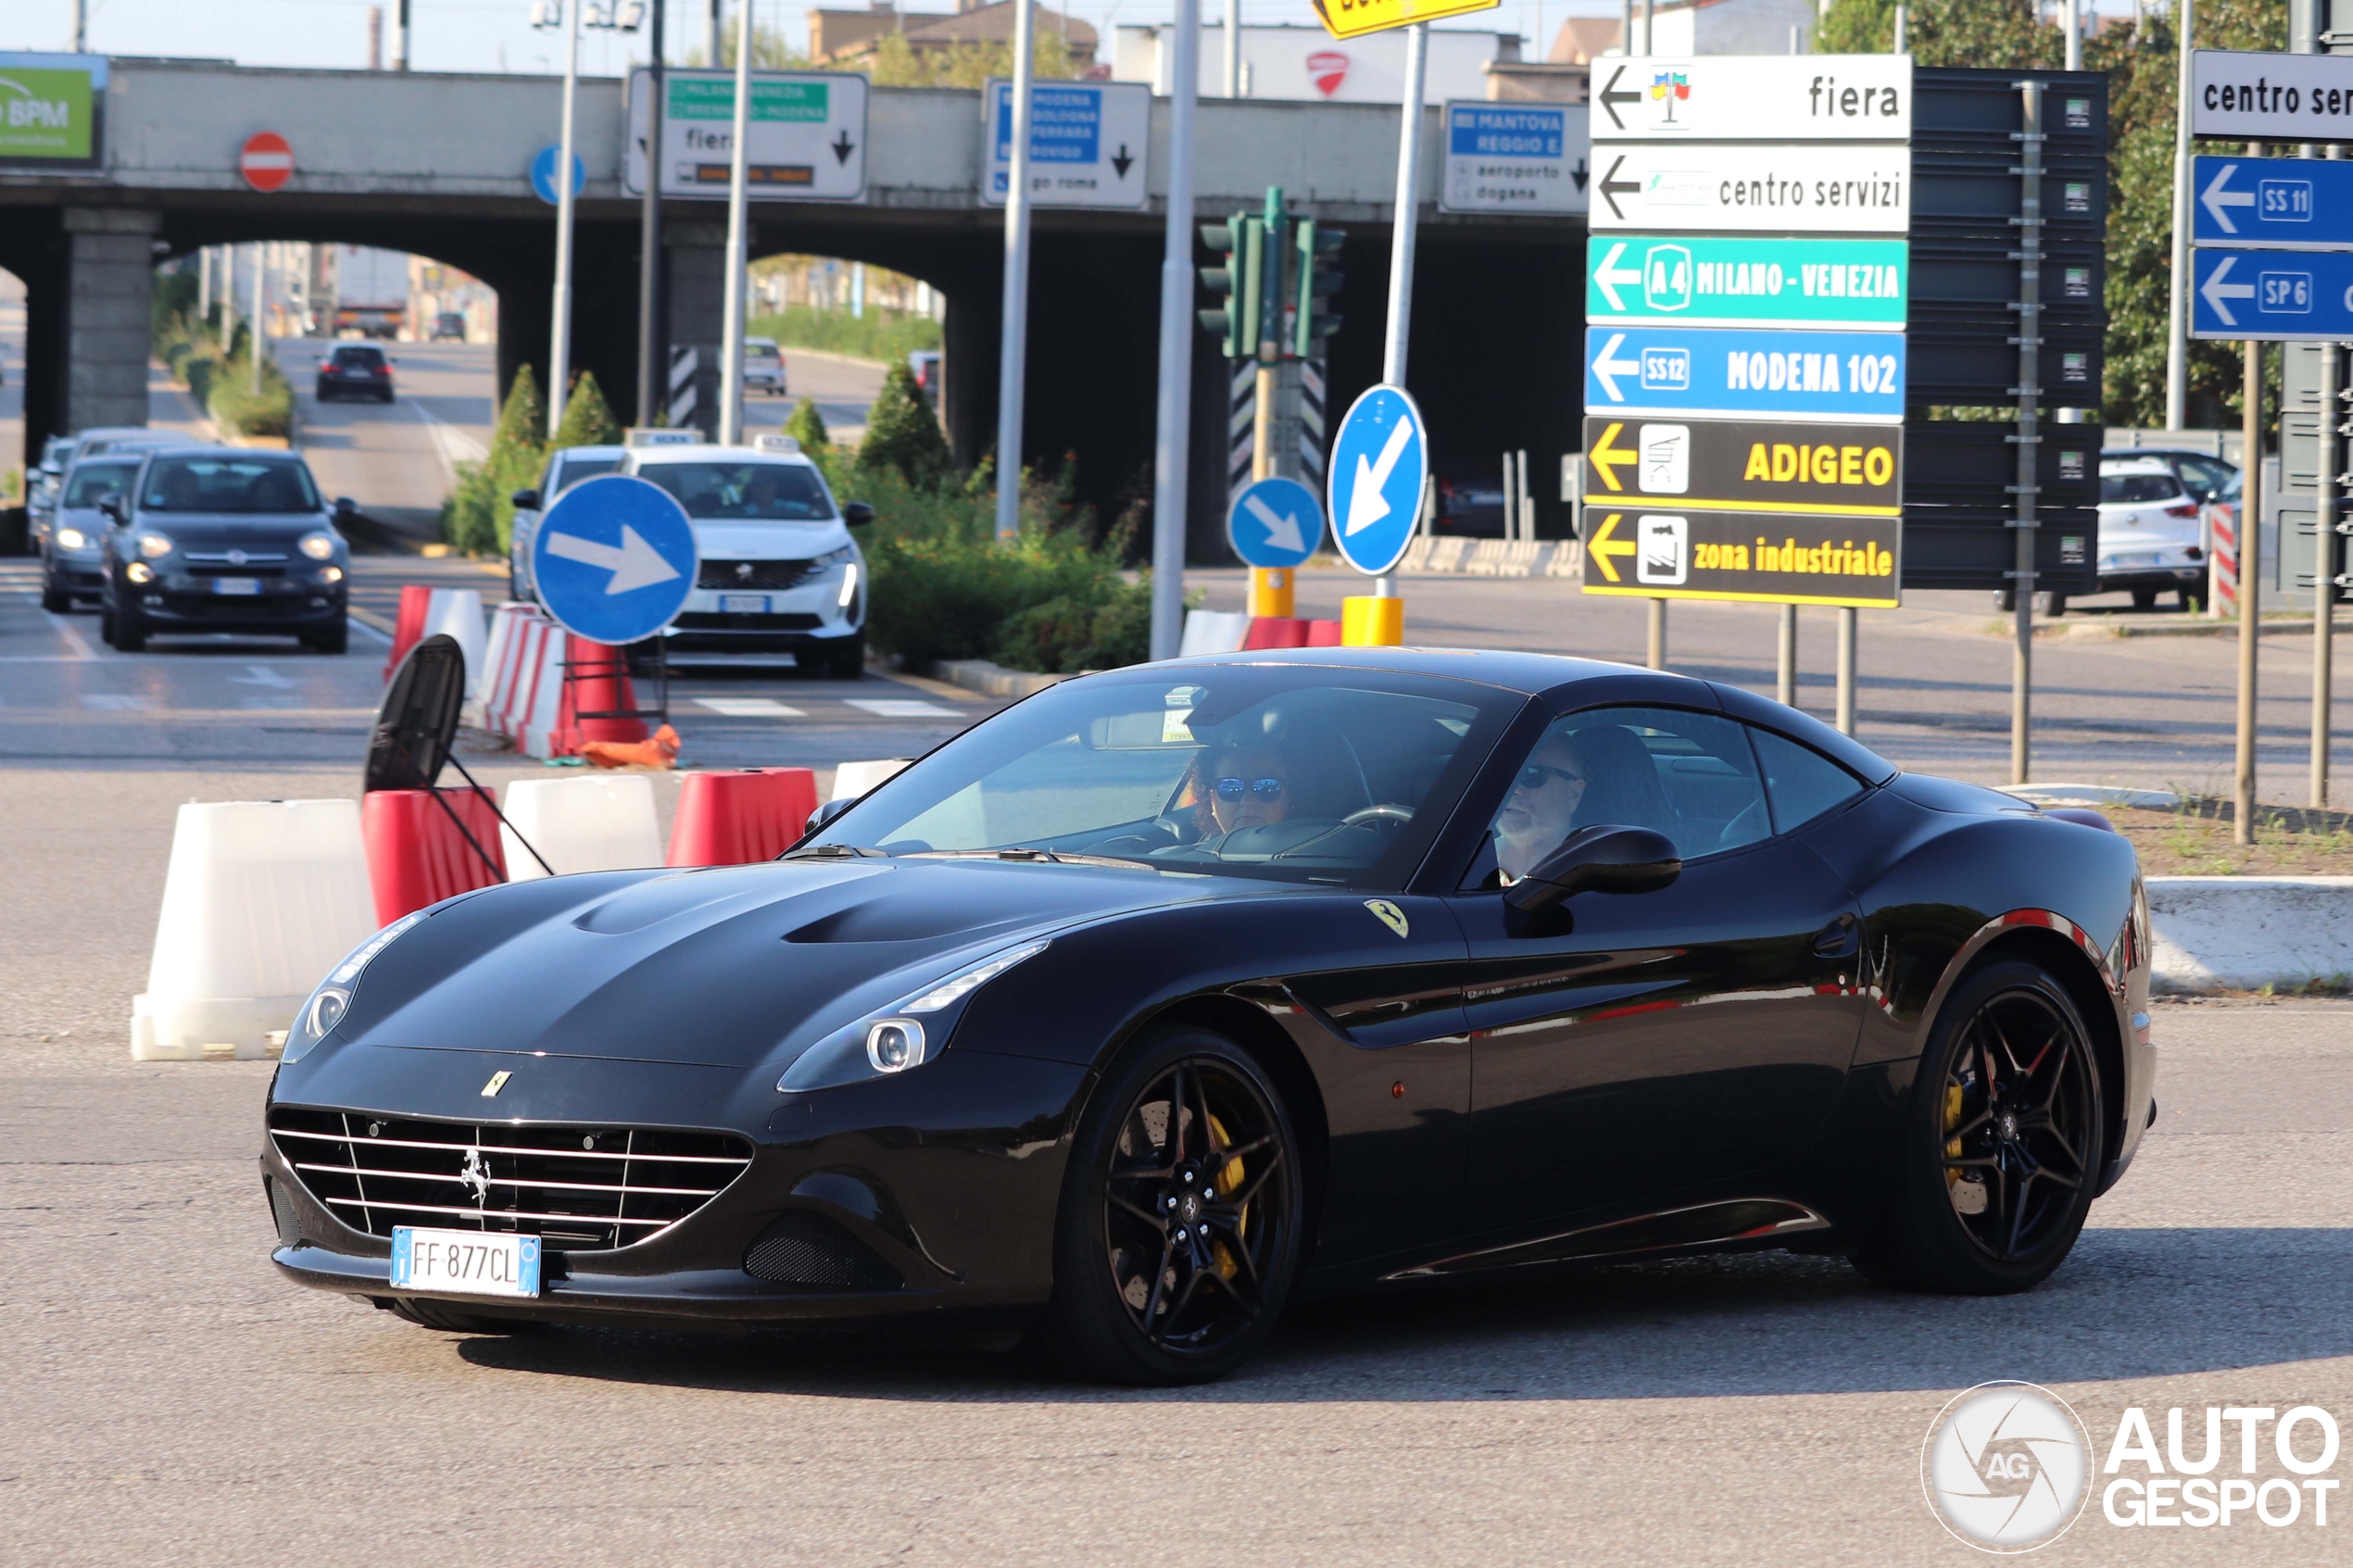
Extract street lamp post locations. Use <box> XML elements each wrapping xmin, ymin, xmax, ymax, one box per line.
<box><xmin>1149</xmin><ymin>0</ymin><xmax>1203</xmax><ymax>659</ymax></box>
<box><xmin>994</xmin><ymin>0</ymin><xmax>1039</xmax><ymax>543</ymax></box>
<box><xmin>547</xmin><ymin>0</ymin><xmax>585</xmax><ymax>432</ymax></box>
<box><xmin>717</xmin><ymin>0</ymin><xmax>755</xmax><ymax>445</ymax></box>
<box><xmin>636</xmin><ymin>0</ymin><xmax>668</xmax><ymax>429</ymax></box>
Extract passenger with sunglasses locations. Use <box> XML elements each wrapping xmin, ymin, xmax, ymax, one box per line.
<box><xmin>1490</xmin><ymin>722</ymin><xmax>1671</xmax><ymax>882</ymax></box>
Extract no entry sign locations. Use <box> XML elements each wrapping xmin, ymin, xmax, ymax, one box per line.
<box><xmin>240</xmin><ymin>131</ymin><xmax>293</xmax><ymax>193</ymax></box>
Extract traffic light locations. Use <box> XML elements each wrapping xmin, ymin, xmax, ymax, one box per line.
<box><xmin>1198</xmin><ymin>212</ymin><xmax>1264</xmax><ymax>362</ymax></box>
<box><xmin>1292</xmin><ymin>220</ymin><xmax>1344</xmax><ymax>359</ymax></box>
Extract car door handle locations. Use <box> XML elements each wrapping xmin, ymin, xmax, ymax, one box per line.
<box><xmin>1812</xmin><ymin>914</ymin><xmax>1860</xmax><ymax>959</ymax></box>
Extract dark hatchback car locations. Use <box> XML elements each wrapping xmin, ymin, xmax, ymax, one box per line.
<box><xmin>317</xmin><ymin>344</ymin><xmax>395</xmax><ymax>403</ymax></box>
<box><xmin>99</xmin><ymin>448</ymin><xmax>354</xmax><ymax>653</ymax></box>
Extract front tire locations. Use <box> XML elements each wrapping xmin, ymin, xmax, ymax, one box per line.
<box><xmin>41</xmin><ymin>579</ymin><xmax>71</xmax><ymax>614</ymax></box>
<box><xmin>1037</xmin><ymin>1024</ymin><xmax>1306</xmax><ymax>1386</ymax></box>
<box><xmin>303</xmin><ymin>615</ymin><xmax>348</xmax><ymax>655</ymax></box>
<box><xmin>1851</xmin><ymin>958</ymin><xmax>2106</xmax><ymax>1295</ymax></box>
<box><xmin>109</xmin><ymin>599</ymin><xmax>146</xmax><ymax>652</ymax></box>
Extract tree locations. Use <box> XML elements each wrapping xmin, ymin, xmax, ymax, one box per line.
<box><xmin>857</xmin><ymin>360</ymin><xmax>955</xmax><ymax>487</ymax></box>
<box><xmin>786</xmin><ymin>395</ymin><xmax>831</xmax><ymax>451</ymax></box>
<box><xmin>550</xmin><ymin>370</ymin><xmax>623</xmax><ymax>448</ymax></box>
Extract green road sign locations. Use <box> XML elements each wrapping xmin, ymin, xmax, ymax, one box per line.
<box><xmin>1586</xmin><ymin>235</ymin><xmax>1909</xmax><ymax>329</ymax></box>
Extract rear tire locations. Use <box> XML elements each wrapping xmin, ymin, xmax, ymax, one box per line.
<box><xmin>1994</xmin><ymin>588</ymin><xmax>2017</xmax><ymax>612</ymax></box>
<box><xmin>2040</xmin><ymin>591</ymin><xmax>2069</xmax><ymax>619</ymax></box>
<box><xmin>1848</xmin><ymin>958</ymin><xmax>2106</xmax><ymax>1296</ymax></box>
<box><xmin>1035</xmin><ymin>1024</ymin><xmax>1306</xmax><ymax>1386</ymax></box>
<box><xmin>2131</xmin><ymin>587</ymin><xmax>2158</xmax><ymax>611</ymax></box>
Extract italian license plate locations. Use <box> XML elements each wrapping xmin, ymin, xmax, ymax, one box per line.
<box><xmin>213</xmin><ymin>577</ymin><xmax>261</xmax><ymax>596</ymax></box>
<box><xmin>720</xmin><ymin>594</ymin><xmax>766</xmax><ymax>614</ymax></box>
<box><xmin>391</xmin><ymin>1225</ymin><xmax>542</xmax><ymax>1298</ymax></box>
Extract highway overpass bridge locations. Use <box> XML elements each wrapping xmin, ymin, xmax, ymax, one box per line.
<box><xmin>0</xmin><ymin>59</ymin><xmax>1585</xmax><ymax>551</ymax></box>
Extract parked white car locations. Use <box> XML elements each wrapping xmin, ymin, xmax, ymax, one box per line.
<box><xmin>2095</xmin><ymin>456</ymin><xmax>2208</xmax><ymax>611</ymax></box>
<box><xmin>508</xmin><ymin>443</ymin><xmax>627</xmax><ymax>602</ymax></box>
<box><xmin>741</xmin><ymin>337</ymin><xmax>787</xmax><ymax>397</ymax></box>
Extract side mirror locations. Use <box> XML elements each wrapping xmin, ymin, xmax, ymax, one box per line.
<box><xmin>98</xmin><ymin>495</ymin><xmax>128</xmax><ymax>525</ymax></box>
<box><xmin>841</xmin><ymin>501</ymin><xmax>875</xmax><ymax>527</ymax></box>
<box><xmin>510</xmin><ymin>489</ymin><xmax>542</xmax><ymax>511</ymax></box>
<box><xmin>805</xmin><ymin>797</ymin><xmax>858</xmax><ymax>834</ymax></box>
<box><xmin>1504</xmin><ymin>825</ymin><xmax>1681</xmax><ymax>914</ymax></box>
<box><xmin>333</xmin><ymin>495</ymin><xmax>359</xmax><ymax>519</ymax></box>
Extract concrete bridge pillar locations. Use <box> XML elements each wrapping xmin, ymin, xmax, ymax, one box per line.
<box><xmin>63</xmin><ymin>208</ymin><xmax>162</xmax><ymax>433</ymax></box>
<box><xmin>662</xmin><ymin>224</ymin><xmax>724</xmax><ymax>440</ymax></box>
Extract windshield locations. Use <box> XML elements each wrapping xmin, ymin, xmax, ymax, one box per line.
<box><xmin>637</xmin><ymin>460</ymin><xmax>834</xmax><ymax>521</ymax></box>
<box><xmin>554</xmin><ymin>456</ymin><xmax>622</xmax><ymax>493</ymax></box>
<box><xmin>809</xmin><ymin>665</ymin><xmax>1517</xmax><ymax>889</ymax></box>
<box><xmin>2101</xmin><ymin>471</ymin><xmax>2181</xmax><ymax>505</ymax></box>
<box><xmin>332</xmin><ymin>346</ymin><xmax>384</xmax><ymax>368</ymax></box>
<box><xmin>745</xmin><ymin>343</ymin><xmax>782</xmax><ymax>362</ymax></box>
<box><xmin>139</xmin><ymin>458</ymin><xmax>322</xmax><ymax>515</ymax></box>
<box><xmin>63</xmin><ymin>461</ymin><xmax>139</xmax><ymax>508</ymax></box>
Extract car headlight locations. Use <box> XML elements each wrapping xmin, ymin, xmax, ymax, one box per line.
<box><xmin>815</xmin><ymin>544</ymin><xmax>856</xmax><ymax>570</ymax></box>
<box><xmin>54</xmin><ymin>526</ymin><xmax>88</xmax><ymax>550</ymax></box>
<box><xmin>125</xmin><ymin>561</ymin><xmax>156</xmax><ymax>584</ymax></box>
<box><xmin>136</xmin><ymin>531</ymin><xmax>174</xmax><ymax>559</ymax></box>
<box><xmin>298</xmin><ymin>532</ymin><xmax>336</xmax><ymax>560</ymax></box>
<box><xmin>837</xmin><ymin>560</ymin><xmax>860</xmax><ymax>609</ymax></box>
<box><xmin>777</xmin><ymin>939</ymin><xmax>1049</xmax><ymax>1093</ymax></box>
<box><xmin>281</xmin><ymin>910</ymin><xmax>423</xmax><ymax>1065</ymax></box>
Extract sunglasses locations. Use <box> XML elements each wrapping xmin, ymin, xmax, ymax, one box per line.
<box><xmin>1518</xmin><ymin>763</ymin><xmax>1586</xmax><ymax>790</ymax></box>
<box><xmin>1214</xmin><ymin>776</ymin><xmax>1285</xmax><ymax>801</ymax></box>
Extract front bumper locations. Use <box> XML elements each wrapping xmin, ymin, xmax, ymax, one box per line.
<box><xmin>125</xmin><ymin>572</ymin><xmax>346</xmax><ymax>632</ymax></box>
<box><xmin>44</xmin><ymin>551</ymin><xmax>107</xmax><ymax>596</ymax></box>
<box><xmin>666</xmin><ymin>579</ymin><xmax>861</xmax><ymax>649</ymax></box>
<box><xmin>262</xmin><ymin>1043</ymin><xmax>1083</xmax><ymax>1328</ymax></box>
<box><xmin>2096</xmin><ymin>564</ymin><xmax>2203</xmax><ymax>592</ymax></box>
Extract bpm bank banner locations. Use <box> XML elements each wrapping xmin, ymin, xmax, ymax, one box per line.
<box><xmin>0</xmin><ymin>54</ymin><xmax>106</xmax><ymax>170</ymax></box>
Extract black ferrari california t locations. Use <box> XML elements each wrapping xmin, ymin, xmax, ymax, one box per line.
<box><xmin>265</xmin><ymin>647</ymin><xmax>2154</xmax><ymax>1384</ymax></box>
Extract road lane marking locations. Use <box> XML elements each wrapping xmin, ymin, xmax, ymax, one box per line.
<box><xmin>696</xmin><ymin>696</ymin><xmax>808</xmax><ymax>718</ymax></box>
<box><xmin>847</xmin><ymin>698</ymin><xmax>959</xmax><ymax>718</ymax></box>
<box><xmin>230</xmin><ymin>664</ymin><xmax>296</xmax><ymax>689</ymax></box>
<box><xmin>40</xmin><ymin>609</ymin><xmax>97</xmax><ymax>661</ymax></box>
<box><xmin>80</xmin><ymin>694</ymin><xmax>152</xmax><ymax>711</ymax></box>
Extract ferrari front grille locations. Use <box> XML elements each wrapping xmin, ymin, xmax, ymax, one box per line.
<box><xmin>269</xmin><ymin>1107</ymin><xmax>753</xmax><ymax>1252</ymax></box>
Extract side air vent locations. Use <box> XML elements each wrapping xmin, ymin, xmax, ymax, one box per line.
<box><xmin>744</xmin><ymin>1210</ymin><xmax>903</xmax><ymax>1291</ymax></box>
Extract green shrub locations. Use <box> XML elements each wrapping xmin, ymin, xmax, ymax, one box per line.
<box><xmin>785</xmin><ymin>395</ymin><xmax>830</xmax><ymax>452</ymax></box>
<box><xmin>550</xmin><ymin>370</ymin><xmax>623</xmax><ymax>448</ymax></box>
<box><xmin>442</xmin><ymin>365</ymin><xmax>551</xmax><ymax>554</ymax></box>
<box><xmin>856</xmin><ymin>361</ymin><xmax>954</xmax><ymax>488</ymax></box>
<box><xmin>747</xmin><ymin>305</ymin><xmax>940</xmax><ymax>366</ymax></box>
<box><xmin>208</xmin><ymin>350</ymin><xmax>293</xmax><ymax>438</ymax></box>
<box><xmin>990</xmin><ymin>583</ymin><xmax>1151</xmax><ymax>673</ymax></box>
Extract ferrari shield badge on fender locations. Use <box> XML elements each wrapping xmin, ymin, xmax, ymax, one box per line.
<box><xmin>481</xmin><ymin>1070</ymin><xmax>512</xmax><ymax>1098</ymax></box>
<box><xmin>1364</xmin><ymin>899</ymin><xmax>1410</xmax><ymax>939</ymax></box>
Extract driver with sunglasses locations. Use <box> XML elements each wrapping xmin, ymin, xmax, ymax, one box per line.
<box><xmin>1199</xmin><ymin>745</ymin><xmax>1294</xmax><ymax>838</ymax></box>
<box><xmin>1492</xmin><ymin>732</ymin><xmax>1591</xmax><ymax>884</ymax></box>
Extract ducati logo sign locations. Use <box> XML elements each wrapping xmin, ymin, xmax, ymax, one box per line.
<box><xmin>1363</xmin><ymin>899</ymin><xmax>1410</xmax><ymax>939</ymax></box>
<box><xmin>1921</xmin><ymin>1382</ymin><xmax>2093</xmax><ymax>1552</ymax></box>
<box><xmin>1307</xmin><ymin>51</ymin><xmax>1350</xmax><ymax>97</ymax></box>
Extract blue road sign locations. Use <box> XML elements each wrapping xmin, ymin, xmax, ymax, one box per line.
<box><xmin>1327</xmin><ymin>385</ymin><xmax>1428</xmax><ymax>577</ymax></box>
<box><xmin>2191</xmin><ymin>246</ymin><xmax>2353</xmax><ymax>340</ymax></box>
<box><xmin>533</xmin><ymin>475</ymin><xmax>698</xmax><ymax>645</ymax></box>
<box><xmin>1227</xmin><ymin>477</ymin><xmax>1324</xmax><ymax>570</ymax></box>
<box><xmin>2192</xmin><ymin>155</ymin><xmax>2353</xmax><ymax>251</ymax></box>
<box><xmin>1584</xmin><ymin>326</ymin><xmax>1907</xmax><ymax>421</ymax></box>
<box><xmin>531</xmin><ymin>144</ymin><xmax>585</xmax><ymax>206</ymax></box>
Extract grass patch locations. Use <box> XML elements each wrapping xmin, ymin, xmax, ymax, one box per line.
<box><xmin>2105</xmin><ymin>799</ymin><xmax>2353</xmax><ymax>877</ymax></box>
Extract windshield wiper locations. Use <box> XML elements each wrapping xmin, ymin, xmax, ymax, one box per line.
<box><xmin>906</xmin><ymin>847</ymin><xmax>1159</xmax><ymax>872</ymax></box>
<box><xmin>781</xmin><ymin>843</ymin><xmax>889</xmax><ymax>860</ymax></box>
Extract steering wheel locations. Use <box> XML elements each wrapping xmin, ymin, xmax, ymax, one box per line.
<box><xmin>1341</xmin><ymin>804</ymin><xmax>1415</xmax><ymax>831</ymax></box>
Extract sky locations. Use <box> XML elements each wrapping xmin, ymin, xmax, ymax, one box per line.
<box><xmin>5</xmin><ymin>0</ymin><xmax>2149</xmax><ymax>77</ymax></box>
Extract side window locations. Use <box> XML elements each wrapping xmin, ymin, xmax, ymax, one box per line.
<box><xmin>1466</xmin><ymin>706</ymin><xmax>1770</xmax><ymax>887</ymax></box>
<box><xmin>1751</xmin><ymin>728</ymin><xmax>1866</xmax><ymax>834</ymax></box>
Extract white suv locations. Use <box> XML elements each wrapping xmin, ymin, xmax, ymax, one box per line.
<box><xmin>2096</xmin><ymin>456</ymin><xmax>2208</xmax><ymax>611</ymax></box>
<box><xmin>616</xmin><ymin>436</ymin><xmax>872</xmax><ymax>676</ymax></box>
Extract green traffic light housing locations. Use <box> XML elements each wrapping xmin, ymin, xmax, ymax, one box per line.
<box><xmin>1197</xmin><ymin>211</ymin><xmax>1265</xmax><ymax>361</ymax></box>
<box><xmin>1292</xmin><ymin>220</ymin><xmax>1344</xmax><ymax>360</ymax></box>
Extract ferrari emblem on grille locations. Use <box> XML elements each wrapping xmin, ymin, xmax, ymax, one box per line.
<box><xmin>481</xmin><ymin>1070</ymin><xmax>510</xmax><ymax>1098</ymax></box>
<box><xmin>459</xmin><ymin>1147</ymin><xmax>491</xmax><ymax>1202</ymax></box>
<box><xmin>1364</xmin><ymin>899</ymin><xmax>1410</xmax><ymax>939</ymax></box>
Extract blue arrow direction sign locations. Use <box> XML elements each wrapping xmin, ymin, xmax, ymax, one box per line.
<box><xmin>1327</xmin><ymin>385</ymin><xmax>1428</xmax><ymax>578</ymax></box>
<box><xmin>2192</xmin><ymin>155</ymin><xmax>2353</xmax><ymax>250</ymax></box>
<box><xmin>2191</xmin><ymin>246</ymin><xmax>2353</xmax><ymax>340</ymax></box>
<box><xmin>533</xmin><ymin>475</ymin><xmax>698</xmax><ymax>645</ymax></box>
<box><xmin>1584</xmin><ymin>326</ymin><xmax>1906</xmax><ymax>421</ymax></box>
<box><xmin>1227</xmin><ymin>476</ymin><xmax>1324</xmax><ymax>570</ymax></box>
<box><xmin>531</xmin><ymin>144</ymin><xmax>585</xmax><ymax>206</ymax></box>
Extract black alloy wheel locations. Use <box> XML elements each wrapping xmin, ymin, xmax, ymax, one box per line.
<box><xmin>1040</xmin><ymin>1025</ymin><xmax>1304</xmax><ymax>1385</ymax></box>
<box><xmin>1853</xmin><ymin>958</ymin><xmax>2106</xmax><ymax>1294</ymax></box>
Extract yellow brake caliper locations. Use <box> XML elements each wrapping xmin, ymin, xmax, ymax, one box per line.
<box><xmin>1944</xmin><ymin>1081</ymin><xmax>1964</xmax><ymax>1189</ymax></box>
<box><xmin>1208</xmin><ymin>1112</ymin><xmax>1246</xmax><ymax>1281</ymax></box>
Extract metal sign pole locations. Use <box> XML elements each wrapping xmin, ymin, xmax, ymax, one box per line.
<box><xmin>994</xmin><ymin>0</ymin><xmax>1040</xmax><ymax>544</ymax></box>
<box><xmin>1375</xmin><ymin>20</ymin><xmax>1428</xmax><ymax>604</ymax></box>
<box><xmin>2167</xmin><ymin>2</ymin><xmax>2196</xmax><ymax>428</ymax></box>
<box><xmin>549</xmin><ymin>0</ymin><xmax>585</xmax><ymax>431</ymax></box>
<box><xmin>1836</xmin><ymin>608</ymin><xmax>1857</xmax><ymax>734</ymax></box>
<box><xmin>635</xmin><ymin>0</ymin><xmax>668</xmax><ymax>428</ymax></box>
<box><xmin>1149</xmin><ymin>0</ymin><xmax>1202</xmax><ymax>661</ymax></box>
<box><xmin>1778</xmin><ymin>604</ymin><xmax>1797</xmax><ymax>706</ymax></box>
<box><xmin>2011</xmin><ymin>79</ymin><xmax>2045</xmax><ymax>786</ymax></box>
<box><xmin>716</xmin><ymin>0</ymin><xmax>754</xmax><ymax>446</ymax></box>
<box><xmin>1250</xmin><ymin>187</ymin><xmax>1292</xmax><ymax>619</ymax></box>
<box><xmin>2239</xmin><ymin>316</ymin><xmax>2265</xmax><ymax>846</ymax></box>
<box><xmin>2319</xmin><ymin>332</ymin><xmax>2338</xmax><ymax>808</ymax></box>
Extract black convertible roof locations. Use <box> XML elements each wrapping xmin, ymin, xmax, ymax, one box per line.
<box><xmin>1171</xmin><ymin>646</ymin><xmax>1894</xmax><ymax>783</ymax></box>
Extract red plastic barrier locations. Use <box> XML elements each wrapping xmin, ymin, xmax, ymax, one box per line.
<box><xmin>668</xmin><ymin>768</ymin><xmax>822</xmax><ymax>867</ymax></box>
<box><xmin>362</xmin><ymin>787</ymin><xmax>508</xmax><ymax>924</ymax></box>
<box><xmin>565</xmin><ymin>637</ymin><xmax>648</xmax><ymax>746</ymax></box>
<box><xmin>1304</xmin><ymin>619</ymin><xmax>1343</xmax><ymax>646</ymax></box>
<box><xmin>381</xmin><ymin>584</ymin><xmax>432</xmax><ymax>682</ymax></box>
<box><xmin>1241</xmin><ymin>616</ymin><xmax>1312</xmax><ymax>649</ymax></box>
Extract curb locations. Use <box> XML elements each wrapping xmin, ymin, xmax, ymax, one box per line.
<box><xmin>2147</xmin><ymin>877</ymin><xmax>2353</xmax><ymax>994</ymax></box>
<box><xmin>921</xmin><ymin>658</ymin><xmax>1071</xmax><ymax>698</ymax></box>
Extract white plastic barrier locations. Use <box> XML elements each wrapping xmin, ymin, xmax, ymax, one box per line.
<box><xmin>481</xmin><ymin>601</ymin><xmax>546</xmax><ymax>739</ymax></box>
<box><xmin>132</xmin><ymin>798</ymin><xmax>377</xmax><ymax>1060</ymax></box>
<box><xmin>1178</xmin><ymin>609</ymin><xmax>1252</xmax><ymax>657</ymax></box>
<box><xmin>479</xmin><ymin>606</ymin><xmax>573</xmax><ymax>759</ymax></box>
<box><xmin>500</xmin><ymin>774</ymin><xmax>664</xmax><ymax>881</ymax></box>
<box><xmin>420</xmin><ymin>588</ymin><xmax>489</xmax><ymax>698</ymax></box>
<box><xmin>831</xmin><ymin>758</ymin><xmax>912</xmax><ymax>801</ymax></box>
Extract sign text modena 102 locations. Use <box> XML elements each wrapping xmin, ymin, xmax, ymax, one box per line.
<box><xmin>2192</xmin><ymin>49</ymin><xmax>2353</xmax><ymax>141</ymax></box>
<box><xmin>1592</xmin><ymin>55</ymin><xmax>1912</xmax><ymax>141</ymax></box>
